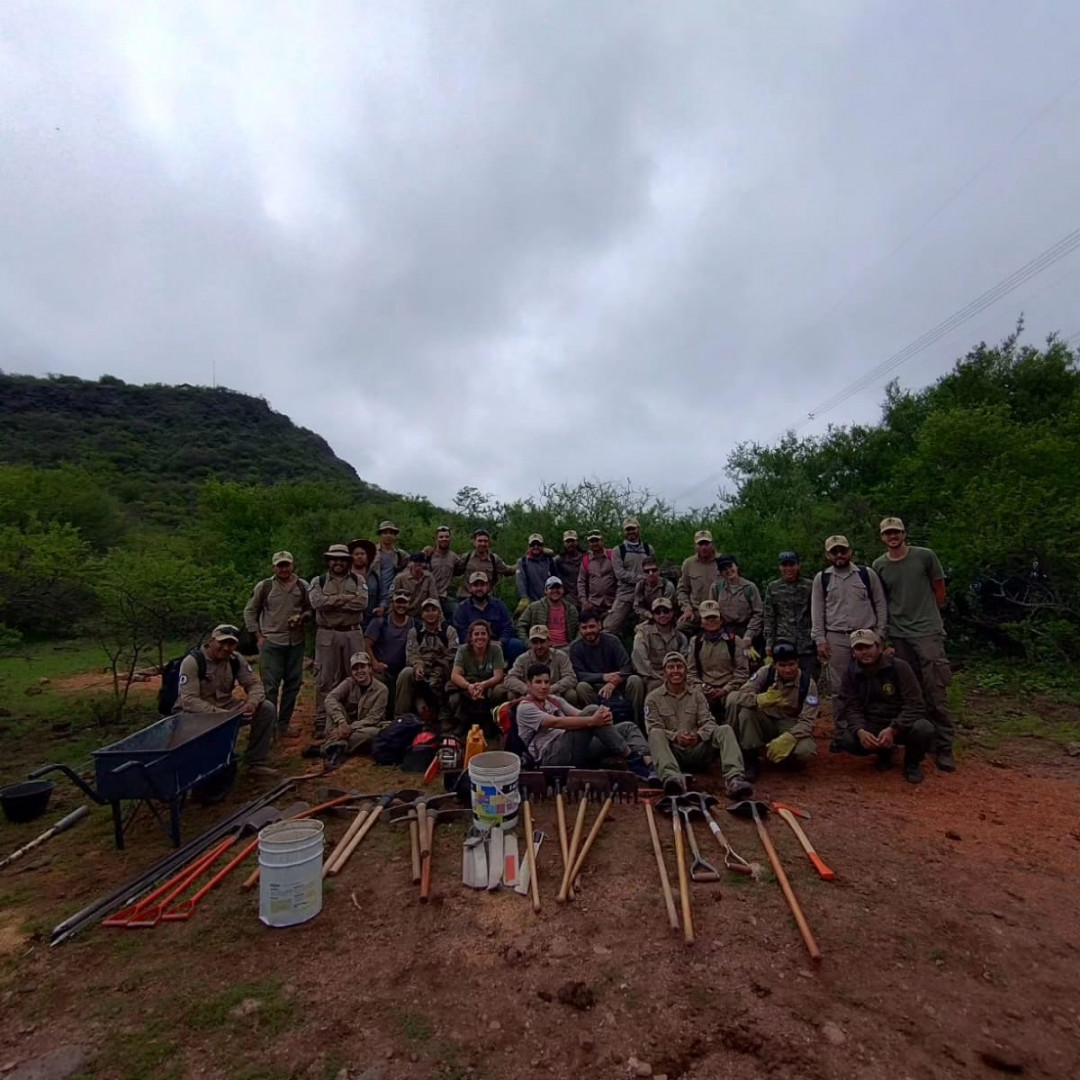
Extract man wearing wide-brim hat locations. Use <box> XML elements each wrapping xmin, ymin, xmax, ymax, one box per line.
<box><xmin>309</xmin><ymin>543</ymin><xmax>369</xmax><ymax>737</ymax></box>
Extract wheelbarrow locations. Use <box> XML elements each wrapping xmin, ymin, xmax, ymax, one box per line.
<box><xmin>30</xmin><ymin>711</ymin><xmax>243</xmax><ymax>849</ymax></box>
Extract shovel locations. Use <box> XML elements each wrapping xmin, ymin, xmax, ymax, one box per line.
<box><xmin>678</xmin><ymin>801</ymin><xmax>721</xmax><ymax>883</ymax></box>
<box><xmin>692</xmin><ymin>792</ymin><xmax>756</xmax><ymax>876</ymax></box>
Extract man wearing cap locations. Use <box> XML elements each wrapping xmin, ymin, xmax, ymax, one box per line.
<box><xmin>835</xmin><ymin>629</ymin><xmax>934</xmax><ymax>784</ymax></box>
<box><xmin>577</xmin><ymin>531</ymin><xmax>617</xmax><ymax>619</ymax></box>
<box><xmin>364</xmin><ymin>590</ymin><xmax>415</xmax><ymax>717</ymax></box>
<box><xmin>708</xmin><ymin>556</ymin><xmax>764</xmax><ymax>652</ymax></box>
<box><xmin>348</xmin><ymin>539</ymin><xmax>382</xmax><ymax>627</ymax></box>
<box><xmin>310</xmin><ymin>544</ymin><xmax>369</xmax><ymax>736</ymax></box>
<box><xmin>515</xmin><ymin>576</ymin><xmax>580</xmax><ymax>649</ymax></box>
<box><xmin>504</xmin><ymin>625</ymin><xmax>581</xmax><ymax>703</ymax></box>
<box><xmin>452</xmin><ymin>571</ymin><xmax>524</xmax><ymax>660</ymax></box>
<box><xmin>632</xmin><ymin>597</ymin><xmax>689</xmax><ymax>694</ymax></box>
<box><xmin>321</xmin><ymin>651</ymin><xmax>390</xmax><ymax>757</ymax></box>
<box><xmin>633</xmin><ymin>557</ymin><xmax>676</xmax><ymax>625</ymax></box>
<box><xmin>371</xmin><ymin>521</ymin><xmax>410</xmax><ymax>617</ymax></box>
<box><xmin>175</xmin><ymin>625</ymin><xmax>277</xmax><ymax>777</ymax></box>
<box><xmin>554</xmin><ymin>530</ymin><xmax>584</xmax><ymax>607</ymax></box>
<box><xmin>872</xmin><ymin>518</ymin><xmax>955</xmax><ymax>771</ymax></box>
<box><xmin>726</xmin><ymin>642</ymin><xmax>819</xmax><ymax>780</ymax></box>
<box><xmin>763</xmin><ymin>552</ymin><xmax>817</xmax><ymax>678</ymax></box>
<box><xmin>242</xmin><ymin>551</ymin><xmax>311</xmax><ymax>738</ymax></box>
<box><xmin>392</xmin><ymin>552</ymin><xmax>440</xmax><ymax>617</ymax></box>
<box><xmin>606</xmin><ymin>518</ymin><xmax>655</xmax><ymax>635</ymax></box>
<box><xmin>515</xmin><ymin>534</ymin><xmax>558</xmax><ymax>604</ymax></box>
<box><xmin>678</xmin><ymin>529</ymin><xmax>720</xmax><ymax>627</ymax></box>
<box><xmin>810</xmin><ymin>534</ymin><xmax>887</xmax><ymax>739</ymax></box>
<box><xmin>686</xmin><ymin>599</ymin><xmax>750</xmax><ymax>717</ymax></box>
<box><xmin>456</xmin><ymin>529</ymin><xmax>513</xmax><ymax>599</ymax></box>
<box><xmin>569</xmin><ymin>607</ymin><xmax>645</xmax><ymax>721</ymax></box>
<box><xmin>644</xmin><ymin>652</ymin><xmax>753</xmax><ymax>798</ymax></box>
<box><xmin>398</xmin><ymin>599</ymin><xmax>459</xmax><ymax>719</ymax></box>
<box><xmin>426</xmin><ymin>526</ymin><xmax>462</xmax><ymax>619</ymax></box>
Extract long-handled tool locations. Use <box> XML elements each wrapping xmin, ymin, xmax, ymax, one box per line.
<box><xmin>692</xmin><ymin>792</ymin><xmax>756</xmax><ymax>876</ymax></box>
<box><xmin>0</xmin><ymin>806</ymin><xmax>89</xmax><ymax>872</ymax></box>
<box><xmin>549</xmin><ymin>771</ymin><xmax>573</xmax><ymax>900</ymax></box>
<box><xmin>323</xmin><ymin>799</ymin><xmax>377</xmax><ymax>880</ymax></box>
<box><xmin>515</xmin><ymin>829</ymin><xmax>544</xmax><ymax>902</ymax></box>
<box><xmin>667</xmin><ymin>795</ymin><xmax>693</xmax><ymax>945</ymax></box>
<box><xmin>324</xmin><ymin>787</ymin><xmax>421</xmax><ymax>878</ymax></box>
<box><xmin>420</xmin><ymin>804</ymin><xmax>468</xmax><ymax>902</ymax></box>
<box><xmin>565</xmin><ymin>781</ymin><xmax>619</xmax><ymax>888</ymax></box>
<box><xmin>557</xmin><ymin>781</ymin><xmax>590</xmax><ymax>903</ymax></box>
<box><xmin>643</xmin><ymin>797</ymin><xmax>679</xmax><ymax>932</ymax></box>
<box><xmin>391</xmin><ymin>793</ymin><xmax>458</xmax><ymax>893</ymax></box>
<box><xmin>771</xmin><ymin>802</ymin><xmax>836</xmax><ymax>881</ymax></box>
<box><xmin>727</xmin><ymin>800</ymin><xmax>821</xmax><ymax>963</ymax></box>
<box><xmin>678</xmin><ymin>800</ymin><xmax>721</xmax><ymax>883</ymax></box>
<box><xmin>521</xmin><ymin>790</ymin><xmax>540</xmax><ymax>912</ymax></box>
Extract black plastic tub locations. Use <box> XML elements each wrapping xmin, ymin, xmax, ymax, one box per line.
<box><xmin>0</xmin><ymin>779</ymin><xmax>55</xmax><ymax>824</ymax></box>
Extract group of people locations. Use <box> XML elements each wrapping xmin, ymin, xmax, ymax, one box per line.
<box><xmin>175</xmin><ymin>515</ymin><xmax>954</xmax><ymax>790</ymax></box>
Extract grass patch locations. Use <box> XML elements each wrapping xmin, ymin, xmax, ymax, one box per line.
<box><xmin>81</xmin><ymin>1019</ymin><xmax>183</xmax><ymax>1080</ymax></box>
<box><xmin>393</xmin><ymin>1007</ymin><xmax>433</xmax><ymax>1044</ymax></box>
<box><xmin>185</xmin><ymin>978</ymin><xmax>292</xmax><ymax>1035</ymax></box>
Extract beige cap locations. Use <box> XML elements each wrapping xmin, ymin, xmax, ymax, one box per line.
<box><xmin>623</xmin><ymin>517</ymin><xmax>640</xmax><ymax>529</ymax></box>
<box><xmin>698</xmin><ymin>599</ymin><xmax>722</xmax><ymax>619</ymax></box>
<box><xmin>210</xmin><ymin>624</ymin><xmax>241</xmax><ymax>643</ymax></box>
<box><xmin>652</xmin><ymin>596</ymin><xmax>674</xmax><ymax>611</ymax></box>
<box><xmin>824</xmin><ymin>535</ymin><xmax>850</xmax><ymax>552</ymax></box>
<box><xmin>349</xmin><ymin>651</ymin><xmax>372</xmax><ymax>667</ymax></box>
<box><xmin>586</xmin><ymin>529</ymin><xmax>603</xmax><ymax>540</ymax></box>
<box><xmin>849</xmin><ymin>629</ymin><xmax>879</xmax><ymax>647</ymax></box>
<box><xmin>436</xmin><ymin>524</ymin><xmax>451</xmax><ymax>533</ymax></box>
<box><xmin>377</xmin><ymin>520</ymin><xmax>400</xmax><ymax>533</ymax></box>
<box><xmin>879</xmin><ymin>517</ymin><xmax>905</xmax><ymax>533</ymax></box>
<box><xmin>324</xmin><ymin>543</ymin><xmax>351</xmax><ymax>559</ymax></box>
<box><xmin>421</xmin><ymin>598</ymin><xmax>441</xmax><ymax>610</ymax></box>
<box><xmin>528</xmin><ymin>533</ymin><xmax>544</xmax><ymax>544</ymax></box>
<box><xmin>663</xmin><ymin>651</ymin><xmax>687</xmax><ymax>666</ymax></box>
<box><xmin>271</xmin><ymin>550</ymin><xmax>294</xmax><ymax>566</ymax></box>
<box><xmin>562</xmin><ymin>530</ymin><xmax>578</xmax><ymax>541</ymax></box>
<box><xmin>694</xmin><ymin>529</ymin><xmax>713</xmax><ymax>544</ymax></box>
<box><xmin>391</xmin><ymin>590</ymin><xmax>410</xmax><ymax>601</ymax></box>
<box><xmin>528</xmin><ymin>624</ymin><xmax>550</xmax><ymax>641</ymax></box>
<box><xmin>468</xmin><ymin>571</ymin><xmax>489</xmax><ymax>584</ymax></box>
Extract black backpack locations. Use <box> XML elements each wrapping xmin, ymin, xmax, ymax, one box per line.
<box><xmin>412</xmin><ymin>619</ymin><xmax>451</xmax><ymax>648</ymax></box>
<box><xmin>372</xmin><ymin>716</ymin><xmax>423</xmax><ymax>766</ymax></box>
<box><xmin>159</xmin><ymin>649</ymin><xmax>240</xmax><ymax>716</ymax></box>
<box><xmin>618</xmin><ymin>541</ymin><xmax>654</xmax><ymax>561</ymax></box>
<box><xmin>818</xmin><ymin>566</ymin><xmax>877</xmax><ymax>630</ymax></box>
<box><xmin>758</xmin><ymin>664</ymin><xmax>813</xmax><ymax>711</ymax></box>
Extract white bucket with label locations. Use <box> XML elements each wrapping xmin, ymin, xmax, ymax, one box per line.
<box><xmin>258</xmin><ymin>819</ymin><xmax>324</xmax><ymax>928</ymax></box>
<box><xmin>468</xmin><ymin>750</ymin><xmax>521</xmax><ymax>831</ymax></box>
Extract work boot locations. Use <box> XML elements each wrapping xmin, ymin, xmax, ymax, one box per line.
<box><xmin>742</xmin><ymin>750</ymin><xmax>760</xmax><ymax>783</ymax></box>
<box><xmin>935</xmin><ymin>749</ymin><xmax>956</xmax><ymax>773</ymax></box>
<box><xmin>725</xmin><ymin>777</ymin><xmax>754</xmax><ymax>800</ymax></box>
<box><xmin>663</xmin><ymin>777</ymin><xmax>686</xmax><ymax>796</ymax></box>
<box><xmin>300</xmin><ymin>743</ymin><xmax>324</xmax><ymax>760</ymax></box>
<box><xmin>874</xmin><ymin>749</ymin><xmax>894</xmax><ymax>772</ymax></box>
<box><xmin>904</xmin><ymin>763</ymin><xmax>924</xmax><ymax>784</ymax></box>
<box><xmin>248</xmin><ymin>763</ymin><xmax>281</xmax><ymax>778</ymax></box>
<box><xmin>626</xmin><ymin>754</ymin><xmax>659</xmax><ymax>785</ymax></box>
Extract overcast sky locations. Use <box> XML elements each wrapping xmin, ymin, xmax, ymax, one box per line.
<box><xmin>2</xmin><ymin>1</ymin><xmax>1079</xmax><ymax>508</ymax></box>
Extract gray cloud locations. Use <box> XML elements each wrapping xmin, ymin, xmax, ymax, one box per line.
<box><xmin>2</xmin><ymin>0</ymin><xmax>1078</xmax><ymax>508</ymax></box>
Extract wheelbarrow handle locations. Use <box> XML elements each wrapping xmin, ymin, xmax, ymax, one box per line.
<box><xmin>28</xmin><ymin>763</ymin><xmax>106</xmax><ymax>805</ymax></box>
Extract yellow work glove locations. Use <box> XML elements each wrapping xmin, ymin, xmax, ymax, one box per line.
<box><xmin>755</xmin><ymin>687</ymin><xmax>785</xmax><ymax>709</ymax></box>
<box><xmin>765</xmin><ymin>730</ymin><xmax>797</xmax><ymax>763</ymax></box>
<box><xmin>747</xmin><ymin>646</ymin><xmax>761</xmax><ymax>663</ymax></box>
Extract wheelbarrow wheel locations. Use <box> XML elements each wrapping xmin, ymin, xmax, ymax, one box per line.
<box><xmin>191</xmin><ymin>762</ymin><xmax>238</xmax><ymax>806</ymax></box>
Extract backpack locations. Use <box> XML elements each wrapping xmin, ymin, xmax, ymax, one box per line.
<box><xmin>159</xmin><ymin>649</ymin><xmax>240</xmax><ymax>716</ymax></box>
<box><xmin>581</xmin><ymin>550</ymin><xmax>614</xmax><ymax>574</ymax></box>
<box><xmin>493</xmin><ymin>698</ymin><xmax>536</xmax><ymax>767</ymax></box>
<box><xmin>758</xmin><ymin>664</ymin><xmax>813</xmax><ymax>711</ymax></box>
<box><xmin>255</xmin><ymin>576</ymin><xmax>311</xmax><ymax>614</ymax></box>
<box><xmin>371</xmin><ymin>716</ymin><xmax>423</xmax><ymax>765</ymax></box>
<box><xmin>691</xmin><ymin>634</ymin><xmax>736</xmax><ymax>682</ymax></box>
<box><xmin>618</xmin><ymin>542</ymin><xmax>654</xmax><ymax>561</ymax></box>
<box><xmin>402</xmin><ymin>728</ymin><xmax>439</xmax><ymax>773</ymax></box>
<box><xmin>413</xmin><ymin>619</ymin><xmax>451</xmax><ymax>648</ymax></box>
<box><xmin>818</xmin><ymin>567</ymin><xmax>876</xmax><ymax>631</ymax></box>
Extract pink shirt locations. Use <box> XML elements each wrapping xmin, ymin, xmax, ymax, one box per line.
<box><xmin>547</xmin><ymin>602</ymin><xmax>568</xmax><ymax>646</ymax></box>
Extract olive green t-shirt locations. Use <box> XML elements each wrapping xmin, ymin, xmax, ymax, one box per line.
<box><xmin>872</xmin><ymin>547</ymin><xmax>945</xmax><ymax>638</ymax></box>
<box><xmin>453</xmin><ymin>643</ymin><xmax>506</xmax><ymax>682</ymax></box>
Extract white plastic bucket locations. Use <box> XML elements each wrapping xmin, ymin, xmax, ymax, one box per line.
<box><xmin>258</xmin><ymin>819</ymin><xmax>324</xmax><ymax>928</ymax></box>
<box><xmin>468</xmin><ymin>750</ymin><xmax>521</xmax><ymax>831</ymax></box>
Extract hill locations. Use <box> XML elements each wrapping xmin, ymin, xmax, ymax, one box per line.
<box><xmin>0</xmin><ymin>372</ymin><xmax>386</xmax><ymax>522</ymax></box>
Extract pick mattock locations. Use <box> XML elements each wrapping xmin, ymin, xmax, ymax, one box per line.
<box><xmin>643</xmin><ymin>795</ymin><xmax>679</xmax><ymax>933</ymax></box>
<box><xmin>771</xmin><ymin>801</ymin><xmax>836</xmax><ymax>881</ymax></box>
<box><xmin>325</xmin><ymin>788</ymin><xmax>422</xmax><ymax>878</ymax></box>
<box><xmin>692</xmin><ymin>792</ymin><xmax>757</xmax><ymax>877</ymax></box>
<box><xmin>419</xmin><ymin>803</ymin><xmax>469</xmax><ymax>902</ymax></box>
<box><xmin>727</xmin><ymin>800</ymin><xmax>821</xmax><ymax>963</ymax></box>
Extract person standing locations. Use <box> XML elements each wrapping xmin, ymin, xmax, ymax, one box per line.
<box><xmin>686</xmin><ymin>599</ymin><xmax>749</xmax><ymax>718</ymax></box>
<box><xmin>371</xmin><ymin>521</ymin><xmax>409</xmax><ymax>617</ymax></box>
<box><xmin>872</xmin><ymin>517</ymin><xmax>955</xmax><ymax>772</ymax></box>
<box><xmin>577</xmin><ymin>531</ymin><xmax>617</xmax><ymax>620</ymax></box>
<box><xmin>708</xmin><ymin>555</ymin><xmax>764</xmax><ymax>654</ymax></box>
<box><xmin>348</xmin><ymin>539</ymin><xmax>381</xmax><ymax>628</ymax></box>
<box><xmin>456</xmin><ymin>529</ymin><xmax>513</xmax><ymax>599</ymax></box>
<box><xmin>242</xmin><ymin>551</ymin><xmax>310</xmax><ymax>738</ymax></box>
<box><xmin>677</xmin><ymin>529</ymin><xmax>720</xmax><ymax>629</ymax></box>
<box><xmin>392</xmin><ymin>552</ymin><xmax>440</xmax><ymax>616</ymax></box>
<box><xmin>427</xmin><ymin>525</ymin><xmax>462</xmax><ymax>620</ymax></box>
<box><xmin>364</xmin><ymin>591</ymin><xmax>415</xmax><ymax>717</ymax></box>
<box><xmin>310</xmin><ymin>544</ymin><xmax>369</xmax><ymax>737</ymax></box>
<box><xmin>632</xmin><ymin>597</ymin><xmax>688</xmax><ymax>694</ymax></box>
<box><xmin>763</xmin><ymin>551</ymin><xmax>818</xmax><ymax>678</ymax></box>
<box><xmin>606</xmin><ymin>518</ymin><xmax>654</xmax><ymax>635</ymax></box>
<box><xmin>516</xmin><ymin>534</ymin><xmax>558</xmax><ymax>603</ymax></box>
<box><xmin>554</xmin><ymin>530</ymin><xmax>585</xmax><ymax>607</ymax></box>
<box><xmin>515</xmin><ymin>576</ymin><xmax>579</xmax><ymax>648</ymax></box>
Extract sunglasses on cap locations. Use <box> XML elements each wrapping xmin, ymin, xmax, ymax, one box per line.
<box><xmin>217</xmin><ymin>625</ymin><xmax>241</xmax><ymax>637</ymax></box>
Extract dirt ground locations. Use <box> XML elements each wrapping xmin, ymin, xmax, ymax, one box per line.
<box><xmin>1</xmin><ymin>687</ymin><xmax>1079</xmax><ymax>1080</ymax></box>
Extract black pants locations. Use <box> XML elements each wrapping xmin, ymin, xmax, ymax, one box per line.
<box><xmin>835</xmin><ymin>718</ymin><xmax>934</xmax><ymax>763</ymax></box>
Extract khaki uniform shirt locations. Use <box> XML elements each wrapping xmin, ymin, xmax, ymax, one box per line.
<box><xmin>457</xmin><ymin>551</ymin><xmax>512</xmax><ymax>598</ymax></box>
<box><xmin>632</xmin><ymin>623</ymin><xmax>688</xmax><ymax>682</ymax></box>
<box><xmin>428</xmin><ymin>548</ymin><xmax>463</xmax><ymax>599</ymax></box>
<box><xmin>677</xmin><ymin>556</ymin><xmax>720</xmax><ymax>612</ymax></box>
<box><xmin>633</xmin><ymin>578</ymin><xmax>676</xmax><ymax>622</ymax></box>
<box><xmin>688</xmin><ymin>634</ymin><xmax>749</xmax><ymax>690</ymax></box>
<box><xmin>810</xmin><ymin>564</ymin><xmax>887</xmax><ymax>642</ymax></box>
<box><xmin>242</xmin><ymin>575</ymin><xmax>309</xmax><ymax>646</ymax></box>
<box><xmin>176</xmin><ymin>646</ymin><xmax>264</xmax><ymax>716</ymax></box>
<box><xmin>729</xmin><ymin>667</ymin><xmax>820</xmax><ymax>740</ymax></box>
<box><xmin>310</xmin><ymin>571</ymin><xmax>369</xmax><ymax>630</ymax></box>
<box><xmin>325</xmin><ymin>676</ymin><xmax>389</xmax><ymax>731</ymax></box>
<box><xmin>504</xmin><ymin>647</ymin><xmax>579</xmax><ymax>699</ymax></box>
<box><xmin>611</xmin><ymin>541</ymin><xmax>652</xmax><ymax>600</ymax></box>
<box><xmin>643</xmin><ymin>684</ymin><xmax>719</xmax><ymax>742</ymax></box>
<box><xmin>578</xmin><ymin>551</ymin><xmax>617</xmax><ymax>610</ymax></box>
<box><xmin>405</xmin><ymin>623</ymin><xmax>459</xmax><ymax>690</ymax></box>
<box><xmin>392</xmin><ymin>569</ymin><xmax>440</xmax><ymax>617</ymax></box>
<box><xmin>708</xmin><ymin>576</ymin><xmax>764</xmax><ymax>637</ymax></box>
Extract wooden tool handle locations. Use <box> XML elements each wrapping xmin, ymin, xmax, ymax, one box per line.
<box><xmin>409</xmin><ymin>817</ymin><xmax>422</xmax><ymax>885</ymax></box>
<box><xmin>324</xmin><ymin>808</ymin><xmax>370</xmax><ymax>878</ymax></box>
<box><xmin>776</xmin><ymin>808</ymin><xmax>836</xmax><ymax>881</ymax></box>
<box><xmin>417</xmin><ymin>802</ymin><xmax>430</xmax><ymax>857</ymax></box>
<box><xmin>419</xmin><ymin>816</ymin><xmax>435</xmax><ymax>902</ymax></box>
<box><xmin>673</xmin><ymin>815</ymin><xmax>694</xmax><ymax>945</ymax></box>
<box><xmin>557</xmin><ymin>797</ymin><xmax>589</xmax><ymax>902</ymax></box>
<box><xmin>645</xmin><ymin>802</ymin><xmax>679</xmax><ymax>932</ymax></box>
<box><xmin>567</xmin><ymin>795</ymin><xmax>612</xmax><ymax>884</ymax></box>
<box><xmin>328</xmin><ymin>805</ymin><xmax>384</xmax><ymax>876</ymax></box>
<box><xmin>555</xmin><ymin>793</ymin><xmax>572</xmax><ymax>900</ymax></box>
<box><xmin>754</xmin><ymin>818</ymin><xmax>821</xmax><ymax>962</ymax></box>
<box><xmin>523</xmin><ymin>800</ymin><xmax>540</xmax><ymax>914</ymax></box>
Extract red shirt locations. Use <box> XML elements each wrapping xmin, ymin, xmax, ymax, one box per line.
<box><xmin>547</xmin><ymin>602</ymin><xmax>568</xmax><ymax>646</ymax></box>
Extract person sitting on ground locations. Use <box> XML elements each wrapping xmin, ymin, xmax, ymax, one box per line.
<box><xmin>392</xmin><ymin>552</ymin><xmax>440</xmax><ymax>616</ymax></box>
<box><xmin>516</xmin><ymin>533</ymin><xmax>558</xmax><ymax>603</ymax></box>
<box><xmin>365</xmin><ymin>590</ymin><xmax>415</xmax><ymax>717</ymax></box>
<box><xmin>554</xmin><ymin>530</ymin><xmax>584</xmax><ymax>607</ymax></box>
<box><xmin>321</xmin><ymin>651</ymin><xmax>390</xmax><ymax>758</ymax></box>
<box><xmin>725</xmin><ymin>642</ymin><xmax>819</xmax><ymax>781</ymax></box>
<box><xmin>686</xmin><ymin>599</ymin><xmax>749</xmax><ymax>718</ymax></box>
<box><xmin>834</xmin><ymin>629</ymin><xmax>935</xmax><ymax>784</ymax></box>
<box><xmin>398</xmin><ymin>598</ymin><xmax>459</xmax><ymax>720</ymax></box>
<box><xmin>568</xmin><ymin>607</ymin><xmax>645</xmax><ymax>721</ymax></box>
<box><xmin>174</xmin><ymin>624</ymin><xmax>278</xmax><ymax>777</ymax></box>
<box><xmin>516</xmin><ymin>664</ymin><xmax>658</xmax><ymax>780</ymax></box>
<box><xmin>348</xmin><ymin>539</ymin><xmax>382</xmax><ymax>629</ymax></box>
<box><xmin>516</xmin><ymin>576</ymin><xmax>579</xmax><ymax>648</ymax></box>
<box><xmin>504</xmin><ymin>625</ymin><xmax>580</xmax><ymax>703</ymax></box>
<box><xmin>606</xmin><ymin>517</ymin><xmax>654</xmax><ymax>635</ymax></box>
<box><xmin>677</xmin><ymin>529</ymin><xmax>721</xmax><ymax>629</ymax></box>
<box><xmin>633</xmin><ymin>556</ymin><xmax>675</xmax><ymax>625</ymax></box>
<box><xmin>709</xmin><ymin>555</ymin><xmax>764</xmax><ymax>658</ymax></box>
<box><xmin>644</xmin><ymin>652</ymin><xmax>753</xmax><ymax>798</ymax></box>
<box><xmin>242</xmin><ymin>550</ymin><xmax>310</xmax><ymax>739</ymax></box>
<box><xmin>763</xmin><ymin>551</ymin><xmax>817</xmax><ymax>678</ymax></box>
<box><xmin>452</xmin><ymin>571</ymin><xmax>524</xmax><ymax>661</ymax></box>
<box><xmin>577</xmin><ymin>531</ymin><xmax>617</xmax><ymax>622</ymax></box>
<box><xmin>456</xmin><ymin>528</ymin><xmax>513</xmax><ymax>599</ymax></box>
<box><xmin>449</xmin><ymin>619</ymin><xmax>508</xmax><ymax>736</ymax></box>
<box><xmin>632</xmin><ymin>596</ymin><xmax>689</xmax><ymax>694</ymax></box>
